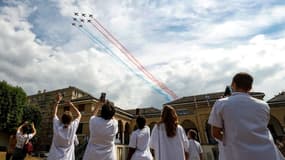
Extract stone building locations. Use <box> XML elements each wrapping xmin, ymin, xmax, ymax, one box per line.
<box><xmin>28</xmin><ymin>86</ymin><xmax>135</xmax><ymax>151</ymax></box>
<box><xmin>27</xmin><ymin>86</ymin><xmax>285</xmax><ymax>158</ymax></box>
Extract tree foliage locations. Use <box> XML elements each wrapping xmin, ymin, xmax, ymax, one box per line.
<box><xmin>0</xmin><ymin>80</ymin><xmax>41</xmax><ymax>133</ymax></box>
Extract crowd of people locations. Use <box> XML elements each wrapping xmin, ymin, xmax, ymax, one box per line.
<box><xmin>5</xmin><ymin>72</ymin><xmax>285</xmax><ymax>160</ymax></box>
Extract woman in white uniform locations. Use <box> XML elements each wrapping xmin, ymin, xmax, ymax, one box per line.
<box><xmin>150</xmin><ymin>105</ymin><xmax>189</xmax><ymax>160</ymax></box>
<box><xmin>47</xmin><ymin>94</ymin><xmax>81</xmax><ymax>160</ymax></box>
<box><xmin>127</xmin><ymin>116</ymin><xmax>153</xmax><ymax>160</ymax></box>
<box><xmin>83</xmin><ymin>101</ymin><xmax>118</xmax><ymax>160</ymax></box>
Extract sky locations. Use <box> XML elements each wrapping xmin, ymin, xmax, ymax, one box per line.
<box><xmin>1</xmin><ymin>0</ymin><xmax>285</xmax><ymax>109</ymax></box>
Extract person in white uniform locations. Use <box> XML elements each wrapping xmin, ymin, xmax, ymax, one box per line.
<box><xmin>12</xmin><ymin>122</ymin><xmax>36</xmax><ymax>160</ymax></box>
<box><xmin>47</xmin><ymin>94</ymin><xmax>81</xmax><ymax>160</ymax></box>
<box><xmin>215</xmin><ymin>86</ymin><xmax>232</xmax><ymax>160</ymax></box>
<box><xmin>187</xmin><ymin>129</ymin><xmax>203</xmax><ymax>160</ymax></box>
<box><xmin>150</xmin><ymin>105</ymin><xmax>189</xmax><ymax>160</ymax></box>
<box><xmin>208</xmin><ymin>72</ymin><xmax>285</xmax><ymax>160</ymax></box>
<box><xmin>127</xmin><ymin>115</ymin><xmax>153</xmax><ymax>160</ymax></box>
<box><xmin>83</xmin><ymin>101</ymin><xmax>118</xmax><ymax>160</ymax></box>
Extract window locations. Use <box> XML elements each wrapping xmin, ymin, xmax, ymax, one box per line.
<box><xmin>76</xmin><ymin>123</ymin><xmax>83</xmax><ymax>134</ymax></box>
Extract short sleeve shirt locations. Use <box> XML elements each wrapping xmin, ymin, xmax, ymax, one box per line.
<box><xmin>15</xmin><ymin>131</ymin><xmax>34</xmax><ymax>149</ymax></box>
<box><xmin>208</xmin><ymin>92</ymin><xmax>285</xmax><ymax>160</ymax></box>
<box><xmin>129</xmin><ymin>126</ymin><xmax>153</xmax><ymax>160</ymax></box>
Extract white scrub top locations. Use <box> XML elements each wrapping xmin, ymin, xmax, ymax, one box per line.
<box><xmin>188</xmin><ymin>139</ymin><xmax>203</xmax><ymax>160</ymax></box>
<box><xmin>150</xmin><ymin>124</ymin><xmax>189</xmax><ymax>160</ymax></box>
<box><xmin>208</xmin><ymin>92</ymin><xmax>285</xmax><ymax>160</ymax></box>
<box><xmin>48</xmin><ymin>116</ymin><xmax>80</xmax><ymax>160</ymax></box>
<box><xmin>129</xmin><ymin>126</ymin><xmax>153</xmax><ymax>160</ymax></box>
<box><xmin>83</xmin><ymin>116</ymin><xmax>118</xmax><ymax>160</ymax></box>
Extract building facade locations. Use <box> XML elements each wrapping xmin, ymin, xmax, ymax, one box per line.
<box><xmin>28</xmin><ymin>86</ymin><xmax>285</xmax><ymax>158</ymax></box>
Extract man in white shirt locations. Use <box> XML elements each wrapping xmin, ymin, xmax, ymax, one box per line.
<box><xmin>208</xmin><ymin>72</ymin><xmax>284</xmax><ymax>160</ymax></box>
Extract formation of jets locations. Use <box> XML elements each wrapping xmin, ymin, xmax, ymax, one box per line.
<box><xmin>72</xmin><ymin>12</ymin><xmax>93</xmax><ymax>27</ymax></box>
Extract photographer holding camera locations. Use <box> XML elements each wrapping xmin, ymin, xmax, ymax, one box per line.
<box><xmin>12</xmin><ymin>121</ymin><xmax>36</xmax><ymax>160</ymax></box>
<box><xmin>47</xmin><ymin>93</ymin><xmax>81</xmax><ymax>160</ymax></box>
<box><xmin>83</xmin><ymin>93</ymin><xmax>118</xmax><ymax>160</ymax></box>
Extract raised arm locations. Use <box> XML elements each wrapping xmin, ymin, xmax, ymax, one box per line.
<box><xmin>30</xmin><ymin>122</ymin><xmax>37</xmax><ymax>137</ymax></box>
<box><xmin>69</xmin><ymin>101</ymin><xmax>81</xmax><ymax>120</ymax></box>
<box><xmin>16</xmin><ymin>122</ymin><xmax>27</xmax><ymax>133</ymax></box>
<box><xmin>92</xmin><ymin>101</ymin><xmax>104</xmax><ymax>116</ymax></box>
<box><xmin>53</xmin><ymin>94</ymin><xmax>63</xmax><ymax>118</ymax></box>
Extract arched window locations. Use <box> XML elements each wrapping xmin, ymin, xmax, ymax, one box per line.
<box><xmin>268</xmin><ymin>115</ymin><xmax>284</xmax><ymax>141</ymax></box>
<box><xmin>116</xmin><ymin>120</ymin><xmax>123</xmax><ymax>144</ymax></box>
<box><xmin>181</xmin><ymin>119</ymin><xmax>199</xmax><ymax>141</ymax></box>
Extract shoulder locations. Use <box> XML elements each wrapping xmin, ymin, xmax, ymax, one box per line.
<box><xmin>132</xmin><ymin>129</ymin><xmax>139</xmax><ymax>136</ymax></box>
<box><xmin>214</xmin><ymin>97</ymin><xmax>228</xmax><ymax>106</ymax></box>
<box><xmin>111</xmin><ymin>118</ymin><xmax>118</xmax><ymax>125</ymax></box>
<box><xmin>177</xmin><ymin>125</ymin><xmax>185</xmax><ymax>132</ymax></box>
<box><xmin>251</xmin><ymin>97</ymin><xmax>268</xmax><ymax>105</ymax></box>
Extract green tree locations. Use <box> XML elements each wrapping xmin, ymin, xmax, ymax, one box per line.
<box><xmin>22</xmin><ymin>104</ymin><xmax>42</xmax><ymax>129</ymax></box>
<box><xmin>0</xmin><ymin>81</ymin><xmax>41</xmax><ymax>133</ymax></box>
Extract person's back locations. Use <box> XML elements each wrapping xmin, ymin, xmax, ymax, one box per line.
<box><xmin>150</xmin><ymin>105</ymin><xmax>189</xmax><ymax>160</ymax></box>
<box><xmin>48</xmin><ymin>95</ymin><xmax>81</xmax><ymax>160</ymax></box>
<box><xmin>89</xmin><ymin>116</ymin><xmax>117</xmax><ymax>147</ymax></box>
<box><xmin>151</xmin><ymin>123</ymin><xmax>188</xmax><ymax>160</ymax></box>
<box><xmin>208</xmin><ymin>72</ymin><xmax>284</xmax><ymax>160</ymax></box>
<box><xmin>83</xmin><ymin>101</ymin><xmax>118</xmax><ymax>160</ymax></box>
<box><xmin>12</xmin><ymin>122</ymin><xmax>36</xmax><ymax>160</ymax></box>
<box><xmin>187</xmin><ymin>130</ymin><xmax>203</xmax><ymax>160</ymax></box>
<box><xmin>222</xmin><ymin>93</ymin><xmax>284</xmax><ymax>159</ymax></box>
<box><xmin>133</xmin><ymin>126</ymin><xmax>151</xmax><ymax>154</ymax></box>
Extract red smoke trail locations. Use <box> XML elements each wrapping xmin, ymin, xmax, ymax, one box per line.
<box><xmin>90</xmin><ymin>18</ymin><xmax>178</xmax><ymax>99</ymax></box>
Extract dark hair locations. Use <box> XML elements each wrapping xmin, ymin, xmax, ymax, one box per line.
<box><xmin>21</xmin><ymin>124</ymin><xmax>30</xmax><ymax>134</ymax></box>
<box><xmin>232</xmin><ymin>72</ymin><xmax>253</xmax><ymax>91</ymax></box>
<box><xmin>101</xmin><ymin>101</ymin><xmax>115</xmax><ymax>120</ymax></box>
<box><xmin>136</xmin><ymin>116</ymin><xmax>146</xmax><ymax>130</ymax></box>
<box><xmin>160</xmin><ymin>105</ymin><xmax>178</xmax><ymax>137</ymax></box>
<box><xmin>61</xmin><ymin>111</ymin><xmax>73</xmax><ymax>127</ymax></box>
<box><xmin>224</xmin><ymin>85</ymin><xmax>232</xmax><ymax>97</ymax></box>
<box><xmin>188</xmin><ymin>129</ymin><xmax>197</xmax><ymax>139</ymax></box>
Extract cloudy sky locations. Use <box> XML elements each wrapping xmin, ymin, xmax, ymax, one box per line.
<box><xmin>1</xmin><ymin>0</ymin><xmax>285</xmax><ymax>109</ymax></box>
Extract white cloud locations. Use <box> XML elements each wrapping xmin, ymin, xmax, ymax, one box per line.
<box><xmin>1</xmin><ymin>1</ymin><xmax>285</xmax><ymax>109</ymax></box>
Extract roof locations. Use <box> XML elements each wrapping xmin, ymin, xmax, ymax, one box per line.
<box><xmin>28</xmin><ymin>86</ymin><xmax>93</xmax><ymax>97</ymax></box>
<box><xmin>267</xmin><ymin>91</ymin><xmax>285</xmax><ymax>104</ymax></box>
<box><xmin>72</xmin><ymin>95</ymin><xmax>134</xmax><ymax>118</ymax></box>
<box><xmin>165</xmin><ymin>91</ymin><xmax>265</xmax><ymax>106</ymax></box>
<box><xmin>126</xmin><ymin>107</ymin><xmax>161</xmax><ymax>118</ymax></box>
<box><xmin>71</xmin><ymin>95</ymin><xmax>98</xmax><ymax>102</ymax></box>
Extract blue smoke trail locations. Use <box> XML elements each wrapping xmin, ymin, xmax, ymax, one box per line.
<box><xmin>77</xmin><ymin>27</ymin><xmax>171</xmax><ymax>101</ymax></box>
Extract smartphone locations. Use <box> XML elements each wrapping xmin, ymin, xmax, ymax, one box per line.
<box><xmin>100</xmin><ymin>92</ymin><xmax>106</xmax><ymax>102</ymax></box>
